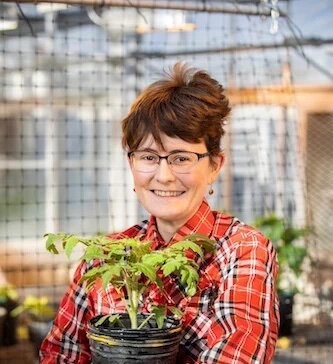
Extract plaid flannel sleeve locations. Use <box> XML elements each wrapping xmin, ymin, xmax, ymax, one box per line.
<box><xmin>39</xmin><ymin>261</ymin><xmax>93</xmax><ymax>364</ymax></box>
<box><xmin>184</xmin><ymin>231</ymin><xmax>279</xmax><ymax>364</ymax></box>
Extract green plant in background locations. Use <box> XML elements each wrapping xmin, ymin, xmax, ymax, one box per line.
<box><xmin>253</xmin><ymin>214</ymin><xmax>310</xmax><ymax>294</ymax></box>
<box><xmin>11</xmin><ymin>296</ymin><xmax>55</xmax><ymax>323</ymax></box>
<box><xmin>45</xmin><ymin>233</ymin><xmax>216</xmax><ymax>329</ymax></box>
<box><xmin>0</xmin><ymin>284</ymin><xmax>19</xmax><ymax>346</ymax></box>
<box><xmin>0</xmin><ymin>284</ymin><xmax>18</xmax><ymax>304</ymax></box>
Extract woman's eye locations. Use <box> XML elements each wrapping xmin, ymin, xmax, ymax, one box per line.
<box><xmin>141</xmin><ymin>154</ymin><xmax>157</xmax><ymax>161</ymax></box>
<box><xmin>173</xmin><ymin>155</ymin><xmax>190</xmax><ymax>163</ymax></box>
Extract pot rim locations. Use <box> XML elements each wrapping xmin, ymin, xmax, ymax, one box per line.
<box><xmin>88</xmin><ymin>313</ymin><xmax>183</xmax><ymax>336</ymax></box>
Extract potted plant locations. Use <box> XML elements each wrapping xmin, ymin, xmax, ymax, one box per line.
<box><xmin>45</xmin><ymin>233</ymin><xmax>216</xmax><ymax>364</ymax></box>
<box><xmin>0</xmin><ymin>284</ymin><xmax>19</xmax><ymax>346</ymax></box>
<box><xmin>11</xmin><ymin>295</ymin><xmax>55</xmax><ymax>356</ymax></box>
<box><xmin>0</xmin><ymin>307</ymin><xmax>6</xmax><ymax>347</ymax></box>
<box><xmin>253</xmin><ymin>214</ymin><xmax>310</xmax><ymax>336</ymax></box>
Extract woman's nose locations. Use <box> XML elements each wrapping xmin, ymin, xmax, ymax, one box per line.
<box><xmin>155</xmin><ymin>159</ymin><xmax>176</xmax><ymax>182</ymax></box>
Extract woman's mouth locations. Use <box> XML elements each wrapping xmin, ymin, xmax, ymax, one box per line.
<box><xmin>152</xmin><ymin>190</ymin><xmax>184</xmax><ymax>197</ymax></box>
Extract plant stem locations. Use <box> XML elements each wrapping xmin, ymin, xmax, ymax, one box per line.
<box><xmin>116</xmin><ymin>285</ymin><xmax>138</xmax><ymax>329</ymax></box>
<box><xmin>124</xmin><ymin>272</ymin><xmax>140</xmax><ymax>329</ymax></box>
<box><xmin>137</xmin><ymin>313</ymin><xmax>154</xmax><ymax>329</ymax></box>
<box><xmin>128</xmin><ymin>308</ymin><xmax>138</xmax><ymax>329</ymax></box>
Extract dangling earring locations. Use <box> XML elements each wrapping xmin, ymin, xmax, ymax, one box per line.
<box><xmin>208</xmin><ymin>186</ymin><xmax>214</xmax><ymax>195</ymax></box>
<box><xmin>133</xmin><ymin>187</ymin><xmax>136</xmax><ymax>192</ymax></box>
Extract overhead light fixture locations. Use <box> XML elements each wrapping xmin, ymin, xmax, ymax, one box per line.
<box><xmin>86</xmin><ymin>7</ymin><xmax>196</xmax><ymax>34</ymax></box>
<box><xmin>37</xmin><ymin>3</ymin><xmax>69</xmax><ymax>14</ymax></box>
<box><xmin>137</xmin><ymin>23</ymin><xmax>195</xmax><ymax>34</ymax></box>
<box><xmin>0</xmin><ymin>20</ymin><xmax>18</xmax><ymax>32</ymax></box>
<box><xmin>136</xmin><ymin>10</ymin><xmax>195</xmax><ymax>34</ymax></box>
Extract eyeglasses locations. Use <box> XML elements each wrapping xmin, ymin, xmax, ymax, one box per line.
<box><xmin>128</xmin><ymin>150</ymin><xmax>210</xmax><ymax>174</ymax></box>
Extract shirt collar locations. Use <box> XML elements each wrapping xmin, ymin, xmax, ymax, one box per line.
<box><xmin>145</xmin><ymin>199</ymin><xmax>215</xmax><ymax>249</ymax></box>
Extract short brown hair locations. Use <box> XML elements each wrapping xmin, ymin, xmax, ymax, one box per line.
<box><xmin>121</xmin><ymin>62</ymin><xmax>230</xmax><ymax>155</ymax></box>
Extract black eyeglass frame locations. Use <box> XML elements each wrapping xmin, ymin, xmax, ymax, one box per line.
<box><xmin>127</xmin><ymin>150</ymin><xmax>211</xmax><ymax>164</ymax></box>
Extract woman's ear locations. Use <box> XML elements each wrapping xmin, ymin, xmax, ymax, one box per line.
<box><xmin>209</xmin><ymin>152</ymin><xmax>225</xmax><ymax>182</ymax></box>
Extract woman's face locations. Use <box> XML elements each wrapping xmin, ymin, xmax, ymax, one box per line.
<box><xmin>129</xmin><ymin>133</ymin><xmax>224</xmax><ymax>230</ymax></box>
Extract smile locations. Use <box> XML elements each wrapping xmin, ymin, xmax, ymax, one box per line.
<box><xmin>152</xmin><ymin>190</ymin><xmax>184</xmax><ymax>197</ymax></box>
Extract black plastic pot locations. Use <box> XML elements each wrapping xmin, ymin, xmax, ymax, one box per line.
<box><xmin>87</xmin><ymin>314</ymin><xmax>183</xmax><ymax>364</ymax></box>
<box><xmin>279</xmin><ymin>292</ymin><xmax>294</xmax><ymax>337</ymax></box>
<box><xmin>28</xmin><ymin>320</ymin><xmax>53</xmax><ymax>357</ymax></box>
<box><xmin>0</xmin><ymin>298</ymin><xmax>18</xmax><ymax>346</ymax></box>
<box><xmin>0</xmin><ymin>307</ymin><xmax>6</xmax><ymax>346</ymax></box>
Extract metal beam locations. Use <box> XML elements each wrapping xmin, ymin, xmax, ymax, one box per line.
<box><xmin>227</xmin><ymin>85</ymin><xmax>333</xmax><ymax>109</ymax></box>
<box><xmin>5</xmin><ymin>0</ymin><xmax>284</xmax><ymax>17</ymax></box>
<box><xmin>130</xmin><ymin>37</ymin><xmax>333</xmax><ymax>58</ymax></box>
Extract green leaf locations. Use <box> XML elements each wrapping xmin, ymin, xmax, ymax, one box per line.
<box><xmin>101</xmin><ymin>266</ymin><xmax>122</xmax><ymax>289</ymax></box>
<box><xmin>183</xmin><ymin>234</ymin><xmax>216</xmax><ymax>254</ymax></box>
<box><xmin>10</xmin><ymin>305</ymin><xmax>26</xmax><ymax>317</ymax></box>
<box><xmin>64</xmin><ymin>236</ymin><xmax>80</xmax><ymax>258</ymax></box>
<box><xmin>101</xmin><ymin>271</ymin><xmax>112</xmax><ymax>290</ymax></box>
<box><xmin>95</xmin><ymin>315</ymin><xmax>110</xmax><ymax>326</ymax></box>
<box><xmin>142</xmin><ymin>253</ymin><xmax>166</xmax><ymax>266</ymax></box>
<box><xmin>108</xmin><ymin>314</ymin><xmax>123</xmax><ymax>325</ymax></box>
<box><xmin>95</xmin><ymin>314</ymin><xmax>121</xmax><ymax>327</ymax></box>
<box><xmin>80</xmin><ymin>265</ymin><xmax>121</xmax><ymax>291</ymax></box>
<box><xmin>162</xmin><ymin>260</ymin><xmax>180</xmax><ymax>276</ymax></box>
<box><xmin>186</xmin><ymin>284</ymin><xmax>197</xmax><ymax>296</ymax></box>
<box><xmin>185</xmin><ymin>266</ymin><xmax>199</xmax><ymax>293</ymax></box>
<box><xmin>121</xmin><ymin>238</ymin><xmax>152</xmax><ymax>263</ymax></box>
<box><xmin>180</xmin><ymin>268</ymin><xmax>189</xmax><ymax>284</ymax></box>
<box><xmin>169</xmin><ymin>306</ymin><xmax>183</xmax><ymax>318</ymax></box>
<box><xmin>108</xmin><ymin>250</ymin><xmax>126</xmax><ymax>258</ymax></box>
<box><xmin>282</xmin><ymin>227</ymin><xmax>309</xmax><ymax>245</ymax></box>
<box><xmin>0</xmin><ymin>285</ymin><xmax>18</xmax><ymax>302</ymax></box>
<box><xmin>81</xmin><ymin>266</ymin><xmax>108</xmax><ymax>278</ymax></box>
<box><xmin>10</xmin><ymin>296</ymin><xmax>55</xmax><ymax>320</ymax></box>
<box><xmin>134</xmin><ymin>263</ymin><xmax>157</xmax><ymax>282</ymax></box>
<box><xmin>108</xmin><ymin>244</ymin><xmax>126</xmax><ymax>257</ymax></box>
<box><xmin>253</xmin><ymin>214</ymin><xmax>285</xmax><ymax>244</ymax></box>
<box><xmin>85</xmin><ymin>278</ymin><xmax>98</xmax><ymax>292</ymax></box>
<box><xmin>169</xmin><ymin>241</ymin><xmax>204</xmax><ymax>258</ymax></box>
<box><xmin>95</xmin><ymin>236</ymin><xmax>113</xmax><ymax>246</ymax></box>
<box><xmin>81</xmin><ymin>245</ymin><xmax>108</xmax><ymax>261</ymax></box>
<box><xmin>279</xmin><ymin>245</ymin><xmax>307</xmax><ymax>276</ymax></box>
<box><xmin>45</xmin><ymin>233</ymin><xmax>61</xmax><ymax>254</ymax></box>
<box><xmin>252</xmin><ymin>214</ymin><xmax>311</xmax><ymax>294</ymax></box>
<box><xmin>155</xmin><ymin>276</ymin><xmax>164</xmax><ymax>290</ymax></box>
<box><xmin>151</xmin><ymin>305</ymin><xmax>166</xmax><ymax>329</ymax></box>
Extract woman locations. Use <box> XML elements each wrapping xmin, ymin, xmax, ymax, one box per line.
<box><xmin>40</xmin><ymin>63</ymin><xmax>279</xmax><ymax>363</ymax></box>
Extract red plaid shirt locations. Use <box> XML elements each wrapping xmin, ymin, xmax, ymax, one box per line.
<box><xmin>40</xmin><ymin>200</ymin><xmax>279</xmax><ymax>363</ymax></box>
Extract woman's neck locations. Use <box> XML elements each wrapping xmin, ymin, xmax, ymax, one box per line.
<box><xmin>155</xmin><ymin>219</ymin><xmax>183</xmax><ymax>243</ymax></box>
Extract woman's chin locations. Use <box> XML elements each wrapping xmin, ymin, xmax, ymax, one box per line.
<box><xmin>144</xmin><ymin>198</ymin><xmax>188</xmax><ymax>221</ymax></box>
